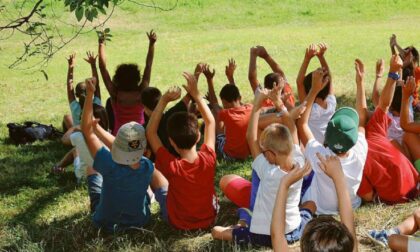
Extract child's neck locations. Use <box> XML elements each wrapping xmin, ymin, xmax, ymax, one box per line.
<box><xmin>315</xmin><ymin>97</ymin><xmax>327</xmax><ymax>108</ymax></box>
<box><xmin>129</xmin><ymin>162</ymin><xmax>140</xmax><ymax>170</ymax></box>
<box><xmin>277</xmin><ymin>155</ymin><xmax>294</xmax><ymax>172</ymax></box>
<box><xmin>178</xmin><ymin>148</ymin><xmax>199</xmax><ymax>163</ymax></box>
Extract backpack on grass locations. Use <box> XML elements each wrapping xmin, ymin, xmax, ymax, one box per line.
<box><xmin>6</xmin><ymin>121</ymin><xmax>63</xmax><ymax>145</ymax></box>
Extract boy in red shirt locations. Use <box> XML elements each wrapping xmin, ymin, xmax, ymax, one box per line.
<box><xmin>355</xmin><ymin>56</ymin><xmax>419</xmax><ymax>204</ymax></box>
<box><xmin>146</xmin><ymin>72</ymin><xmax>217</xmax><ymax>230</ymax></box>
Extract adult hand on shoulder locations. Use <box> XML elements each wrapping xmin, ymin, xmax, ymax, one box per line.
<box><xmin>316</xmin><ymin>153</ymin><xmax>344</xmax><ymax>181</ymax></box>
<box><xmin>305</xmin><ymin>44</ymin><xmax>317</xmax><ymax>60</ymax></box>
<box><xmin>317</xmin><ymin>42</ymin><xmax>328</xmax><ymax>57</ymax></box>
<box><xmin>376</xmin><ymin>59</ymin><xmax>384</xmax><ymax>77</ymax></box>
<box><xmin>203</xmin><ymin>64</ymin><xmax>216</xmax><ymax>80</ymax></box>
<box><xmin>67</xmin><ymin>53</ymin><xmax>76</xmax><ymax>67</ymax></box>
<box><xmin>162</xmin><ymin>86</ymin><xmax>182</xmax><ymax>103</ymax></box>
<box><xmin>354</xmin><ymin>59</ymin><xmax>365</xmax><ymax>85</ymax></box>
<box><xmin>147</xmin><ymin>29</ymin><xmax>157</xmax><ymax>44</ymax></box>
<box><xmin>282</xmin><ymin>161</ymin><xmax>312</xmax><ymax>187</ymax></box>
<box><xmin>402</xmin><ymin>76</ymin><xmax>416</xmax><ymax>99</ymax></box>
<box><xmin>84</xmin><ymin>51</ymin><xmax>97</xmax><ymax>65</ymax></box>
<box><xmin>389</xmin><ymin>54</ymin><xmax>403</xmax><ymax>73</ymax></box>
<box><xmin>225</xmin><ymin>58</ymin><xmax>236</xmax><ymax>78</ymax></box>
<box><xmin>182</xmin><ymin>72</ymin><xmax>200</xmax><ymax>99</ymax></box>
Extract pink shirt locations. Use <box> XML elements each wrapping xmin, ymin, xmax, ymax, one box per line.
<box><xmin>112</xmin><ymin>102</ymin><xmax>145</xmax><ymax>135</ymax></box>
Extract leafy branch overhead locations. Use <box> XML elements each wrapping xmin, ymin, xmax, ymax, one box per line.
<box><xmin>64</xmin><ymin>0</ymin><xmax>120</xmax><ymax>22</ymax></box>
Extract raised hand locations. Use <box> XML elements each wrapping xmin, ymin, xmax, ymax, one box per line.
<box><xmin>282</xmin><ymin>161</ymin><xmax>312</xmax><ymax>187</ymax></box>
<box><xmin>256</xmin><ymin>45</ymin><xmax>269</xmax><ymax>59</ymax></box>
<box><xmin>254</xmin><ymin>87</ymin><xmax>269</xmax><ymax>108</ymax></box>
<box><xmin>354</xmin><ymin>59</ymin><xmax>365</xmax><ymax>85</ymax></box>
<box><xmin>84</xmin><ymin>51</ymin><xmax>97</xmax><ymax>65</ymax></box>
<box><xmin>316</xmin><ymin>153</ymin><xmax>344</xmax><ymax>181</ymax></box>
<box><xmin>225</xmin><ymin>58</ymin><xmax>236</xmax><ymax>78</ymax></box>
<box><xmin>317</xmin><ymin>42</ymin><xmax>328</xmax><ymax>57</ymax></box>
<box><xmin>289</xmin><ymin>101</ymin><xmax>307</xmax><ymax>121</ymax></box>
<box><xmin>376</xmin><ymin>59</ymin><xmax>384</xmax><ymax>77</ymax></box>
<box><xmin>182</xmin><ymin>72</ymin><xmax>200</xmax><ymax>99</ymax></box>
<box><xmin>389</xmin><ymin>54</ymin><xmax>403</xmax><ymax>73</ymax></box>
<box><xmin>147</xmin><ymin>29</ymin><xmax>157</xmax><ymax>44</ymax></box>
<box><xmin>67</xmin><ymin>53</ymin><xmax>76</xmax><ymax>67</ymax></box>
<box><xmin>305</xmin><ymin>44</ymin><xmax>317</xmax><ymax>60</ymax></box>
<box><xmin>390</xmin><ymin>34</ymin><xmax>397</xmax><ymax>47</ymax></box>
<box><xmin>268</xmin><ymin>81</ymin><xmax>284</xmax><ymax>103</ymax></box>
<box><xmin>162</xmin><ymin>86</ymin><xmax>182</xmax><ymax>103</ymax></box>
<box><xmin>194</xmin><ymin>62</ymin><xmax>206</xmax><ymax>78</ymax></box>
<box><xmin>311</xmin><ymin>67</ymin><xmax>328</xmax><ymax>92</ymax></box>
<box><xmin>85</xmin><ymin>77</ymin><xmax>97</xmax><ymax>94</ymax></box>
<box><xmin>402</xmin><ymin>76</ymin><xmax>416</xmax><ymax>99</ymax></box>
<box><xmin>203</xmin><ymin>64</ymin><xmax>216</xmax><ymax>80</ymax></box>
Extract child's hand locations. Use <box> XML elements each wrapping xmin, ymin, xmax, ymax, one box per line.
<box><xmin>254</xmin><ymin>88</ymin><xmax>269</xmax><ymax>108</ymax></box>
<box><xmin>67</xmin><ymin>53</ymin><xmax>76</xmax><ymax>67</ymax></box>
<box><xmin>85</xmin><ymin>77</ymin><xmax>97</xmax><ymax>94</ymax></box>
<box><xmin>311</xmin><ymin>67</ymin><xmax>328</xmax><ymax>92</ymax></box>
<box><xmin>282</xmin><ymin>161</ymin><xmax>312</xmax><ymax>187</ymax></box>
<box><xmin>194</xmin><ymin>62</ymin><xmax>205</xmax><ymax>77</ymax></box>
<box><xmin>355</xmin><ymin>59</ymin><xmax>365</xmax><ymax>85</ymax></box>
<box><xmin>203</xmin><ymin>64</ymin><xmax>216</xmax><ymax>81</ymax></box>
<box><xmin>83</xmin><ymin>51</ymin><xmax>97</xmax><ymax>65</ymax></box>
<box><xmin>305</xmin><ymin>44</ymin><xmax>317</xmax><ymax>60</ymax></box>
<box><xmin>162</xmin><ymin>86</ymin><xmax>182</xmax><ymax>103</ymax></box>
<box><xmin>225</xmin><ymin>58</ymin><xmax>236</xmax><ymax>78</ymax></box>
<box><xmin>288</xmin><ymin>101</ymin><xmax>307</xmax><ymax>120</ymax></box>
<box><xmin>147</xmin><ymin>29</ymin><xmax>157</xmax><ymax>44</ymax></box>
<box><xmin>402</xmin><ymin>76</ymin><xmax>416</xmax><ymax>99</ymax></box>
<box><xmin>390</xmin><ymin>34</ymin><xmax>397</xmax><ymax>47</ymax></box>
<box><xmin>182</xmin><ymin>72</ymin><xmax>200</xmax><ymax>99</ymax></box>
<box><xmin>389</xmin><ymin>54</ymin><xmax>403</xmax><ymax>73</ymax></box>
<box><xmin>268</xmin><ymin>81</ymin><xmax>284</xmax><ymax>103</ymax></box>
<box><xmin>316</xmin><ymin>153</ymin><xmax>344</xmax><ymax>181</ymax></box>
<box><xmin>317</xmin><ymin>42</ymin><xmax>328</xmax><ymax>57</ymax></box>
<box><xmin>250</xmin><ymin>46</ymin><xmax>258</xmax><ymax>56</ymax></box>
<box><xmin>256</xmin><ymin>45</ymin><xmax>269</xmax><ymax>59</ymax></box>
<box><xmin>376</xmin><ymin>59</ymin><xmax>384</xmax><ymax>77</ymax></box>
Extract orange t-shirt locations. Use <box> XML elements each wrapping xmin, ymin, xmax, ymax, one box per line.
<box><xmin>219</xmin><ymin>104</ymin><xmax>253</xmax><ymax>159</ymax></box>
<box><xmin>413</xmin><ymin>67</ymin><xmax>420</xmax><ymax>106</ymax></box>
<box><xmin>260</xmin><ymin>83</ymin><xmax>296</xmax><ymax>108</ymax></box>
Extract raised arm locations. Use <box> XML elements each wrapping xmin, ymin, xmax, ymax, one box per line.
<box><xmin>248</xmin><ymin>47</ymin><xmax>259</xmax><ymax>92</ymax></box>
<box><xmin>296</xmin><ymin>44</ymin><xmax>317</xmax><ymax>102</ymax></box>
<box><xmin>246</xmin><ymin>88</ymin><xmax>268</xmax><ymax>159</ymax></box>
<box><xmin>93</xmin><ymin>121</ymin><xmax>114</xmax><ymax>149</ymax></box>
<box><xmin>372</xmin><ymin>59</ymin><xmax>384</xmax><ymax>107</ymax></box>
<box><xmin>84</xmin><ymin>51</ymin><xmax>101</xmax><ymax>99</ymax></box>
<box><xmin>183</xmin><ymin>72</ymin><xmax>216</xmax><ymax>150</ymax></box>
<box><xmin>98</xmin><ymin>35</ymin><xmax>116</xmax><ymax>98</ymax></box>
<box><xmin>139</xmin><ymin>30</ymin><xmax>157</xmax><ymax>91</ymax></box>
<box><xmin>81</xmin><ymin>77</ymin><xmax>103</xmax><ymax>159</ymax></box>
<box><xmin>225</xmin><ymin>58</ymin><xmax>236</xmax><ymax>85</ymax></box>
<box><xmin>355</xmin><ymin>59</ymin><xmax>368</xmax><ymax>133</ymax></box>
<box><xmin>203</xmin><ymin>64</ymin><xmax>219</xmax><ymax>105</ymax></box>
<box><xmin>297</xmin><ymin>68</ymin><xmax>327</xmax><ymax>146</ymax></box>
<box><xmin>194</xmin><ymin>62</ymin><xmax>205</xmax><ymax>82</ymax></box>
<box><xmin>146</xmin><ymin>86</ymin><xmax>181</xmax><ymax>154</ymax></box>
<box><xmin>257</xmin><ymin>46</ymin><xmax>285</xmax><ymax>78</ymax></box>
<box><xmin>271</xmin><ymin>162</ymin><xmax>312</xmax><ymax>252</ymax></box>
<box><xmin>317</xmin><ymin>154</ymin><xmax>358</xmax><ymax>252</ymax></box>
<box><xmin>378</xmin><ymin>55</ymin><xmax>403</xmax><ymax>113</ymax></box>
<box><xmin>390</xmin><ymin>34</ymin><xmax>406</xmax><ymax>57</ymax></box>
<box><xmin>317</xmin><ymin>43</ymin><xmax>333</xmax><ymax>94</ymax></box>
<box><xmin>401</xmin><ymin>76</ymin><xmax>420</xmax><ymax>133</ymax></box>
<box><xmin>66</xmin><ymin>53</ymin><xmax>76</xmax><ymax>104</ymax></box>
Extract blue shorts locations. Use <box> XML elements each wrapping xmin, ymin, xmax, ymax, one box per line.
<box><xmin>87</xmin><ymin>174</ymin><xmax>103</xmax><ymax>213</ymax></box>
<box><xmin>232</xmin><ymin>208</ymin><xmax>313</xmax><ymax>247</ymax></box>
<box><xmin>216</xmin><ymin>134</ymin><xmax>237</xmax><ymax>162</ymax></box>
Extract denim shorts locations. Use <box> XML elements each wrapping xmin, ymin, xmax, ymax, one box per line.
<box><xmin>87</xmin><ymin>173</ymin><xmax>103</xmax><ymax>213</ymax></box>
<box><xmin>216</xmin><ymin>134</ymin><xmax>237</xmax><ymax>162</ymax></box>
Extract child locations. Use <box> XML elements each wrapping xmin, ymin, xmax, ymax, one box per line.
<box><xmin>248</xmin><ymin>45</ymin><xmax>295</xmax><ymax>109</ymax></box>
<box><xmin>271</xmin><ymin>154</ymin><xmax>358</xmax><ymax>252</ymax></box>
<box><xmin>146</xmin><ymin>72</ymin><xmax>217</xmax><ymax>230</ymax></box>
<box><xmin>212</xmin><ymin>88</ymin><xmax>315</xmax><ymax>247</ymax></box>
<box><xmin>297</xmin><ymin>67</ymin><xmax>368</xmax><ymax>215</ymax></box>
<box><xmin>369</xmin><ymin>207</ymin><xmax>420</xmax><ymax>251</ymax></box>
<box><xmin>98</xmin><ymin>30</ymin><xmax>156</xmax><ymax>135</ymax></box>
<box><xmin>204</xmin><ymin>64</ymin><xmax>253</xmax><ymax>161</ymax></box>
<box><xmin>355</xmin><ymin>57</ymin><xmax>419</xmax><ymax>204</ymax></box>
<box><xmin>296</xmin><ymin>43</ymin><xmax>336</xmax><ymax>144</ymax></box>
<box><xmin>81</xmin><ymin>77</ymin><xmax>154</xmax><ymax>232</ymax></box>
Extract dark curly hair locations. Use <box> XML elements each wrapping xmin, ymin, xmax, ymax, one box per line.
<box><xmin>112</xmin><ymin>64</ymin><xmax>141</xmax><ymax>91</ymax></box>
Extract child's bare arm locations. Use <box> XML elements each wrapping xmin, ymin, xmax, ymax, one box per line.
<box><xmin>317</xmin><ymin>154</ymin><xmax>358</xmax><ymax>252</ymax></box>
<box><xmin>246</xmin><ymin>89</ymin><xmax>268</xmax><ymax>158</ymax></box>
<box><xmin>146</xmin><ymin>86</ymin><xmax>181</xmax><ymax>153</ymax></box>
<box><xmin>378</xmin><ymin>55</ymin><xmax>403</xmax><ymax>113</ymax></box>
<box><xmin>271</xmin><ymin>161</ymin><xmax>312</xmax><ymax>252</ymax></box>
<box><xmin>139</xmin><ymin>30</ymin><xmax>157</xmax><ymax>91</ymax></box>
<box><xmin>93</xmin><ymin>121</ymin><xmax>115</xmax><ymax>150</ymax></box>
<box><xmin>81</xmin><ymin>77</ymin><xmax>104</xmax><ymax>160</ymax></box>
<box><xmin>296</xmin><ymin>45</ymin><xmax>317</xmax><ymax>103</ymax></box>
<box><xmin>355</xmin><ymin>59</ymin><xmax>368</xmax><ymax>133</ymax></box>
<box><xmin>84</xmin><ymin>51</ymin><xmax>101</xmax><ymax>99</ymax></box>
<box><xmin>258</xmin><ymin>46</ymin><xmax>285</xmax><ymax>78</ymax></box>
<box><xmin>225</xmin><ymin>58</ymin><xmax>236</xmax><ymax>85</ymax></box>
<box><xmin>183</xmin><ymin>72</ymin><xmax>216</xmax><ymax>150</ymax></box>
<box><xmin>194</xmin><ymin>62</ymin><xmax>205</xmax><ymax>82</ymax></box>
<box><xmin>390</xmin><ymin>34</ymin><xmax>406</xmax><ymax>57</ymax></box>
<box><xmin>98</xmin><ymin>37</ymin><xmax>116</xmax><ymax>98</ymax></box>
<box><xmin>248</xmin><ymin>47</ymin><xmax>259</xmax><ymax>92</ymax></box>
<box><xmin>203</xmin><ymin>64</ymin><xmax>219</xmax><ymax>105</ymax></box>
<box><xmin>317</xmin><ymin>43</ymin><xmax>333</xmax><ymax>94</ymax></box>
<box><xmin>66</xmin><ymin>53</ymin><xmax>76</xmax><ymax>104</ymax></box>
<box><xmin>401</xmin><ymin>77</ymin><xmax>420</xmax><ymax>133</ymax></box>
<box><xmin>372</xmin><ymin>59</ymin><xmax>384</xmax><ymax>107</ymax></box>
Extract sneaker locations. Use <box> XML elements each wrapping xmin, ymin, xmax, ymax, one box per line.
<box><xmin>367</xmin><ymin>229</ymin><xmax>393</xmax><ymax>247</ymax></box>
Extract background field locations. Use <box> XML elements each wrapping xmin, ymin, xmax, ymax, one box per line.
<box><xmin>0</xmin><ymin>0</ymin><xmax>419</xmax><ymax>251</ymax></box>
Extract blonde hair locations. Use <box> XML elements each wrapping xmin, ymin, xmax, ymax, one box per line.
<box><xmin>259</xmin><ymin>123</ymin><xmax>293</xmax><ymax>155</ymax></box>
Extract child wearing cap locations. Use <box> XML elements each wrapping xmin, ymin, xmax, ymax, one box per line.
<box><xmin>146</xmin><ymin>72</ymin><xmax>217</xmax><ymax>230</ymax></box>
<box><xmin>81</xmin><ymin>77</ymin><xmax>155</xmax><ymax>231</ymax></box>
<box><xmin>297</xmin><ymin>67</ymin><xmax>368</xmax><ymax>215</ymax></box>
<box><xmin>355</xmin><ymin>57</ymin><xmax>419</xmax><ymax>204</ymax></box>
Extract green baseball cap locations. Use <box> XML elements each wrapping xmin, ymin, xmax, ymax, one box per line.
<box><xmin>324</xmin><ymin>107</ymin><xmax>359</xmax><ymax>154</ymax></box>
<box><xmin>111</xmin><ymin>122</ymin><xmax>147</xmax><ymax>165</ymax></box>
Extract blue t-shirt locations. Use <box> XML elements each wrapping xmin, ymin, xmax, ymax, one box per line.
<box><xmin>92</xmin><ymin>147</ymin><xmax>154</xmax><ymax>230</ymax></box>
<box><xmin>70</xmin><ymin>96</ymin><xmax>101</xmax><ymax>126</ymax></box>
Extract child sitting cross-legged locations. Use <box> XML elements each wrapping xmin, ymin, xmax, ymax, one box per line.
<box><xmin>211</xmin><ymin>88</ymin><xmax>315</xmax><ymax>248</ymax></box>
<box><xmin>146</xmin><ymin>72</ymin><xmax>218</xmax><ymax>230</ymax></box>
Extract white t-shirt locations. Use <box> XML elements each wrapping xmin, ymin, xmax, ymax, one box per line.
<box><xmin>250</xmin><ymin>144</ymin><xmax>305</xmax><ymax>235</ymax></box>
<box><xmin>70</xmin><ymin>132</ymin><xmax>92</xmax><ymax>180</ymax></box>
<box><xmin>308</xmin><ymin>95</ymin><xmax>336</xmax><ymax>144</ymax></box>
<box><xmin>408</xmin><ymin>236</ymin><xmax>420</xmax><ymax>252</ymax></box>
<box><xmin>387</xmin><ymin>112</ymin><xmax>413</xmax><ymax>144</ymax></box>
<box><xmin>302</xmin><ymin>132</ymin><xmax>367</xmax><ymax>215</ymax></box>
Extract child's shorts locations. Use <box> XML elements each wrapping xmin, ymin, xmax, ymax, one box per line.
<box><xmin>87</xmin><ymin>174</ymin><xmax>103</xmax><ymax>213</ymax></box>
<box><xmin>216</xmin><ymin>134</ymin><xmax>237</xmax><ymax>162</ymax></box>
<box><xmin>408</xmin><ymin>235</ymin><xmax>420</xmax><ymax>252</ymax></box>
<box><xmin>232</xmin><ymin>208</ymin><xmax>313</xmax><ymax>247</ymax></box>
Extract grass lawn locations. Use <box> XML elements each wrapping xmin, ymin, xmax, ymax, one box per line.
<box><xmin>1</xmin><ymin>0</ymin><xmax>420</xmax><ymax>251</ymax></box>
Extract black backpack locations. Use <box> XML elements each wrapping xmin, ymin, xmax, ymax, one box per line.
<box><xmin>6</xmin><ymin>121</ymin><xmax>64</xmax><ymax>145</ymax></box>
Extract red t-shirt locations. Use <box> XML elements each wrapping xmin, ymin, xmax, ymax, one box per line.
<box><xmin>261</xmin><ymin>83</ymin><xmax>296</xmax><ymax>108</ymax></box>
<box><xmin>413</xmin><ymin>67</ymin><xmax>420</xmax><ymax>106</ymax></box>
<box><xmin>155</xmin><ymin>144</ymin><xmax>217</xmax><ymax>230</ymax></box>
<box><xmin>219</xmin><ymin>104</ymin><xmax>253</xmax><ymax>159</ymax></box>
<box><xmin>357</xmin><ymin>108</ymin><xmax>419</xmax><ymax>203</ymax></box>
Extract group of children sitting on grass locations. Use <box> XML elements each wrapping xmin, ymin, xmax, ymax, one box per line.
<box><xmin>53</xmin><ymin>31</ymin><xmax>419</xmax><ymax>251</ymax></box>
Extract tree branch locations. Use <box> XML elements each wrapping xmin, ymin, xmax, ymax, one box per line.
<box><xmin>0</xmin><ymin>0</ymin><xmax>44</xmax><ymax>31</ymax></box>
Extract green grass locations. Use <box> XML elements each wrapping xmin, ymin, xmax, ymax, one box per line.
<box><xmin>1</xmin><ymin>0</ymin><xmax>420</xmax><ymax>251</ymax></box>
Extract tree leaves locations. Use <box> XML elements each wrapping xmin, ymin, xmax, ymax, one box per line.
<box><xmin>66</xmin><ymin>0</ymin><xmax>117</xmax><ymax>22</ymax></box>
